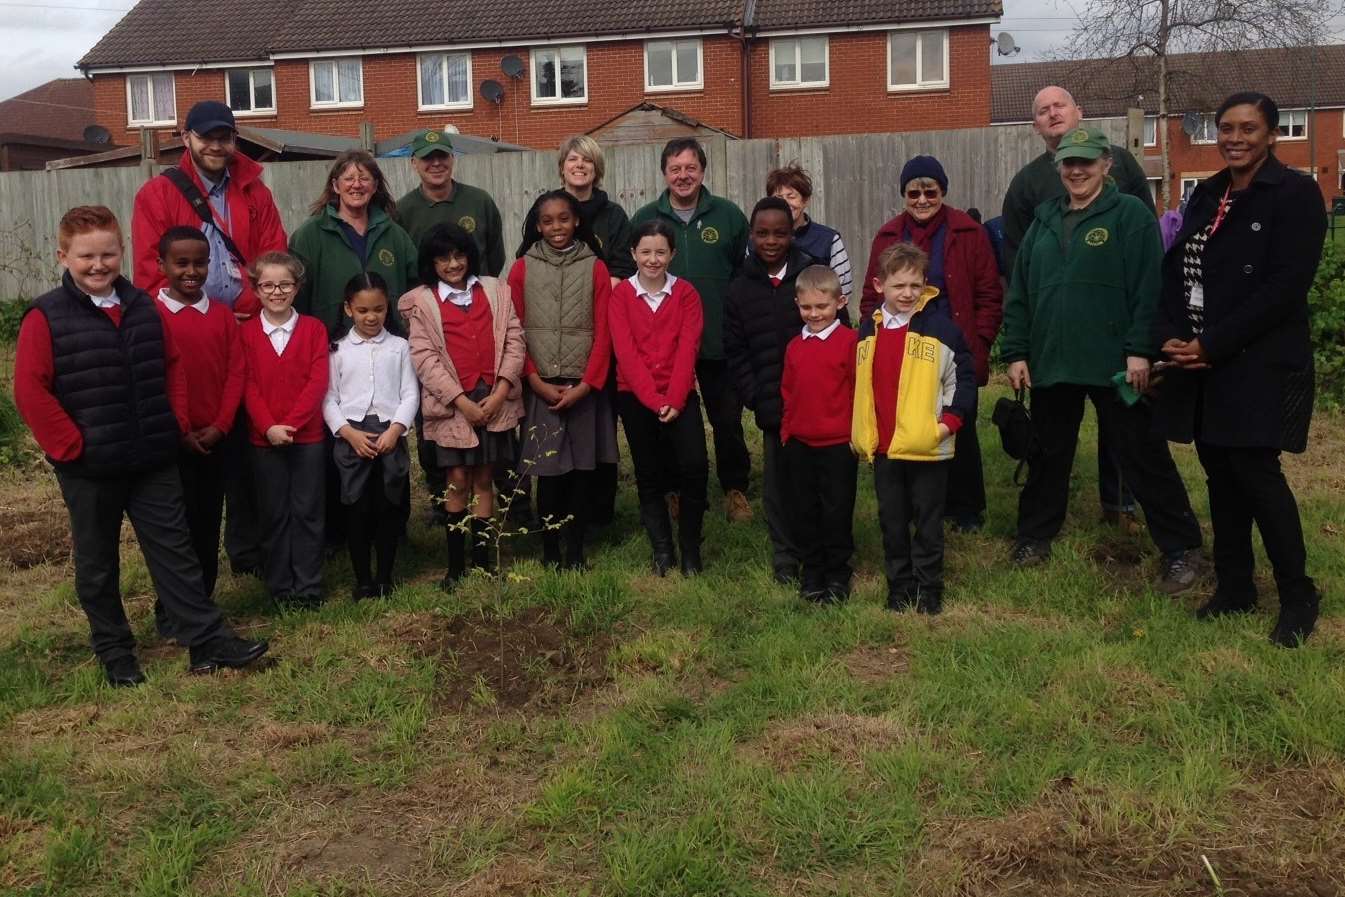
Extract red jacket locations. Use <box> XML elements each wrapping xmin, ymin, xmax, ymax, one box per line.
<box><xmin>239</xmin><ymin>313</ymin><xmax>330</xmax><ymax>447</ymax></box>
<box><xmin>609</xmin><ymin>276</ymin><xmax>703</xmax><ymax>413</ymax></box>
<box><xmin>860</xmin><ymin>207</ymin><xmax>1003</xmax><ymax>385</ymax></box>
<box><xmin>131</xmin><ymin>151</ymin><xmax>288</xmax><ymax>319</ymax></box>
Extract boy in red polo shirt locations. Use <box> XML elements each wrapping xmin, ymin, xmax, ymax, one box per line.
<box><xmin>780</xmin><ymin>265</ymin><xmax>858</xmax><ymax>604</ymax></box>
<box><xmin>852</xmin><ymin>243</ymin><xmax>975</xmax><ymax>615</ymax></box>
<box><xmin>153</xmin><ymin>226</ymin><xmax>244</xmax><ymax>605</ymax></box>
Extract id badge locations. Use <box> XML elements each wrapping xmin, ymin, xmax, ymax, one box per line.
<box><xmin>1189</xmin><ymin>284</ymin><xmax>1204</xmax><ymax>310</ymax></box>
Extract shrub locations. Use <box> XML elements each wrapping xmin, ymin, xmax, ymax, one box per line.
<box><xmin>0</xmin><ymin>298</ymin><xmax>27</xmax><ymax>344</ymax></box>
<box><xmin>1309</xmin><ymin>241</ymin><xmax>1345</xmax><ymax>410</ymax></box>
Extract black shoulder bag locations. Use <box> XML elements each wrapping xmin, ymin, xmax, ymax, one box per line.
<box><xmin>991</xmin><ymin>387</ymin><xmax>1039</xmax><ymax>486</ymax></box>
<box><xmin>161</xmin><ymin>167</ymin><xmax>247</xmax><ymax>268</ymax></box>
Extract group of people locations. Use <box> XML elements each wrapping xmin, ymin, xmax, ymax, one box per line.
<box><xmin>12</xmin><ymin>83</ymin><xmax>1327</xmax><ymax>687</ymax></box>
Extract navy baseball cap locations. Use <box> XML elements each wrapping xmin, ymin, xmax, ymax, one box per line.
<box><xmin>185</xmin><ymin>100</ymin><xmax>237</xmax><ymax>135</ymax></box>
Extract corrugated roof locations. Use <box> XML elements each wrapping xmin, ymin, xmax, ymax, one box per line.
<box><xmin>991</xmin><ymin>44</ymin><xmax>1345</xmax><ymax>122</ymax></box>
<box><xmin>0</xmin><ymin>78</ymin><xmax>98</xmax><ymax>142</ymax></box>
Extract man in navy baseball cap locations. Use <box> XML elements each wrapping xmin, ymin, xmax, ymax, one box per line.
<box><xmin>184</xmin><ymin>100</ymin><xmax>237</xmax><ymax>136</ymax></box>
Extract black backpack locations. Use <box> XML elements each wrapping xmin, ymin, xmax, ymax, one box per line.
<box><xmin>991</xmin><ymin>387</ymin><xmax>1039</xmax><ymax>486</ymax></box>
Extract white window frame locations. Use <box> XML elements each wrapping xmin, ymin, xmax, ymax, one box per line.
<box><xmin>887</xmin><ymin>29</ymin><xmax>949</xmax><ymax>92</ymax></box>
<box><xmin>126</xmin><ymin>72</ymin><xmax>176</xmax><ymax>127</ymax></box>
<box><xmin>309</xmin><ymin>58</ymin><xmax>364</xmax><ymax>109</ymax></box>
<box><xmin>644</xmin><ymin>39</ymin><xmax>703</xmax><ymax>92</ymax></box>
<box><xmin>224</xmin><ymin>67</ymin><xmax>276</xmax><ymax>117</ymax></box>
<box><xmin>1277</xmin><ymin>108</ymin><xmax>1308</xmax><ymax>140</ymax></box>
<box><xmin>1143</xmin><ymin>114</ymin><xmax>1158</xmax><ymax>147</ymax></box>
<box><xmin>530</xmin><ymin>45</ymin><xmax>588</xmax><ymax>106</ymax></box>
<box><xmin>1191</xmin><ymin>113</ymin><xmax>1218</xmax><ymax>144</ymax></box>
<box><xmin>769</xmin><ymin>36</ymin><xmax>830</xmax><ymax>90</ymax></box>
<box><xmin>1146</xmin><ymin>177</ymin><xmax>1161</xmax><ymax>205</ymax></box>
<box><xmin>1180</xmin><ymin>176</ymin><xmax>1204</xmax><ymax>201</ymax></box>
<box><xmin>416</xmin><ymin>51</ymin><xmax>474</xmax><ymax>111</ymax></box>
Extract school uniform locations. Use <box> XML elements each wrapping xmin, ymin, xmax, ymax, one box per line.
<box><xmin>610</xmin><ymin>273</ymin><xmax>708</xmax><ymax>571</ymax></box>
<box><xmin>154</xmin><ymin>289</ymin><xmax>244</xmax><ymax>599</ymax></box>
<box><xmin>852</xmin><ymin>290</ymin><xmax>975</xmax><ymax>610</ymax></box>
<box><xmin>13</xmin><ymin>274</ymin><xmax>228</xmax><ymax>665</ymax></box>
<box><xmin>780</xmin><ymin>319</ymin><xmax>859</xmax><ymax>599</ymax></box>
<box><xmin>240</xmin><ymin>309</ymin><xmax>330</xmax><ymax>601</ymax></box>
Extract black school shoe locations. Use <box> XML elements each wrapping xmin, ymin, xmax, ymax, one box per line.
<box><xmin>915</xmin><ymin>588</ymin><xmax>944</xmax><ymax>616</ymax></box>
<box><xmin>1195</xmin><ymin>591</ymin><xmax>1258</xmax><ymax>621</ymax></box>
<box><xmin>189</xmin><ymin>635</ymin><xmax>269</xmax><ymax>675</ymax></box>
<box><xmin>886</xmin><ymin>588</ymin><xmax>917</xmax><ymax>612</ymax></box>
<box><xmin>1270</xmin><ymin>595</ymin><xmax>1321</xmax><ymax>649</ymax></box>
<box><xmin>104</xmin><ymin>655</ymin><xmax>146</xmax><ymax>688</ymax></box>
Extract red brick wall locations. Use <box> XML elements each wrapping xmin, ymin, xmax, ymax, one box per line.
<box><xmin>90</xmin><ymin>26</ymin><xmax>994</xmax><ymax>149</ymax></box>
<box><xmin>1148</xmin><ymin>109</ymin><xmax>1343</xmax><ymax>209</ymax></box>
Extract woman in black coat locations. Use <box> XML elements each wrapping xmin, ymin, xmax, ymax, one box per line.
<box><xmin>1155</xmin><ymin>91</ymin><xmax>1326</xmax><ymax>647</ymax></box>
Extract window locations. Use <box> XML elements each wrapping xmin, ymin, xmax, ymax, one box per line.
<box><xmin>418</xmin><ymin>52</ymin><xmax>472</xmax><ymax>110</ymax></box>
<box><xmin>1143</xmin><ymin>115</ymin><xmax>1158</xmax><ymax>147</ymax></box>
<box><xmin>531</xmin><ymin>46</ymin><xmax>587</xmax><ymax>105</ymax></box>
<box><xmin>887</xmin><ymin>29</ymin><xmax>948</xmax><ymax>90</ymax></box>
<box><xmin>1278</xmin><ymin>109</ymin><xmax>1308</xmax><ymax>139</ymax></box>
<box><xmin>645</xmin><ymin>39</ymin><xmax>702</xmax><ymax>91</ymax></box>
<box><xmin>1180</xmin><ymin>177</ymin><xmax>1202</xmax><ymax>201</ymax></box>
<box><xmin>310</xmin><ymin>58</ymin><xmax>363</xmax><ymax>108</ymax></box>
<box><xmin>1191</xmin><ymin>113</ymin><xmax>1217</xmax><ymax>144</ymax></box>
<box><xmin>226</xmin><ymin>68</ymin><xmax>275</xmax><ymax>115</ymax></box>
<box><xmin>127</xmin><ymin>72</ymin><xmax>175</xmax><ymax>126</ymax></box>
<box><xmin>1146</xmin><ymin>177</ymin><xmax>1161</xmax><ymax>204</ymax></box>
<box><xmin>770</xmin><ymin>37</ymin><xmax>828</xmax><ymax>89</ymax></box>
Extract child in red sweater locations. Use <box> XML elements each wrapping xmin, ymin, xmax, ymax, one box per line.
<box><xmin>610</xmin><ymin>220</ymin><xmax>707</xmax><ymax>575</ymax></box>
<box><xmin>780</xmin><ymin>265</ymin><xmax>858</xmax><ymax>603</ymax></box>
<box><xmin>153</xmin><ymin>226</ymin><xmax>245</xmax><ymax>605</ymax></box>
<box><xmin>240</xmin><ymin>251</ymin><xmax>330</xmax><ymax>607</ymax></box>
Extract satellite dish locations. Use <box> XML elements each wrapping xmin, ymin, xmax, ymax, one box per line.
<box><xmin>83</xmin><ymin>124</ymin><xmax>111</xmax><ymax>145</ymax></box>
<box><xmin>441</xmin><ymin>124</ymin><xmax>460</xmax><ymax>134</ymax></box>
<box><xmin>1181</xmin><ymin>111</ymin><xmax>1201</xmax><ymax>136</ymax></box>
<box><xmin>995</xmin><ymin>32</ymin><xmax>1020</xmax><ymax>56</ymax></box>
<box><xmin>501</xmin><ymin>55</ymin><xmax>525</xmax><ymax>79</ymax></box>
<box><xmin>481</xmin><ymin>79</ymin><xmax>505</xmax><ymax>104</ymax></box>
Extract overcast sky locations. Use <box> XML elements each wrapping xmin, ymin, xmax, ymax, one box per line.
<box><xmin>2</xmin><ymin>0</ymin><xmax>1342</xmax><ymax>100</ymax></box>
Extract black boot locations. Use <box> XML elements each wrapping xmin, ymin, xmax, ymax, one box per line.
<box><xmin>1195</xmin><ymin>590</ymin><xmax>1258</xmax><ymax>620</ymax></box>
<box><xmin>640</xmin><ymin>501</ymin><xmax>677</xmax><ymax>576</ymax></box>
<box><xmin>470</xmin><ymin>516</ymin><xmax>496</xmax><ymax>574</ymax></box>
<box><xmin>563</xmin><ymin>519</ymin><xmax>588</xmax><ymax>571</ymax></box>
<box><xmin>440</xmin><ymin>511</ymin><xmax>467</xmax><ymax>591</ymax></box>
<box><xmin>1270</xmin><ymin>591</ymin><xmax>1320</xmax><ymax>648</ymax></box>
<box><xmin>678</xmin><ymin>502</ymin><xmax>704</xmax><ymax>576</ymax></box>
<box><xmin>915</xmin><ymin>586</ymin><xmax>944</xmax><ymax>616</ymax></box>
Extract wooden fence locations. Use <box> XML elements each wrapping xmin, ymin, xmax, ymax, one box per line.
<box><xmin>0</xmin><ymin>118</ymin><xmax>1130</xmax><ymax>299</ymax></box>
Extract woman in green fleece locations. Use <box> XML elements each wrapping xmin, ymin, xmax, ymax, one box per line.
<box><xmin>1000</xmin><ymin>126</ymin><xmax>1203</xmax><ymax>592</ymax></box>
<box><xmin>290</xmin><ymin>150</ymin><xmax>418</xmax><ymax>338</ymax></box>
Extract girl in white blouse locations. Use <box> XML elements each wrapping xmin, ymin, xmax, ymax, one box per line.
<box><xmin>322</xmin><ymin>272</ymin><xmax>419</xmax><ymax>600</ymax></box>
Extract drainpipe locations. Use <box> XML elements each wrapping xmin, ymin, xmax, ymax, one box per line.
<box><xmin>738</xmin><ymin>0</ymin><xmax>758</xmax><ymax>138</ymax></box>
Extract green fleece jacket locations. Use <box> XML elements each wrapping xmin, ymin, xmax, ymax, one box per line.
<box><xmin>631</xmin><ymin>186</ymin><xmax>747</xmax><ymax>360</ymax></box>
<box><xmin>1000</xmin><ymin>184</ymin><xmax>1163</xmax><ymax>389</ymax></box>
<box><xmin>289</xmin><ymin>205</ymin><xmax>419</xmax><ymax>337</ymax></box>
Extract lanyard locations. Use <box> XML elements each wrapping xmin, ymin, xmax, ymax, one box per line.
<box><xmin>1208</xmin><ymin>184</ymin><xmax>1233</xmax><ymax>238</ymax></box>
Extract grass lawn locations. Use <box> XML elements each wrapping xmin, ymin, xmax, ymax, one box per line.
<box><xmin>1</xmin><ymin>385</ymin><xmax>1343</xmax><ymax>896</ymax></box>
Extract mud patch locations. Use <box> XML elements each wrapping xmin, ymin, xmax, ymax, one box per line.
<box><xmin>743</xmin><ymin>713</ymin><xmax>912</xmax><ymax>772</ymax></box>
<box><xmin>392</xmin><ymin>607</ymin><xmax>610</xmax><ymax>712</ymax></box>
<box><xmin>841</xmin><ymin>642</ymin><xmax>909</xmax><ymax>684</ymax></box>
<box><xmin>1089</xmin><ymin>539</ymin><xmax>1145</xmax><ymax>571</ymax></box>
<box><xmin>0</xmin><ymin>500</ymin><xmax>70</xmax><ymax>569</ymax></box>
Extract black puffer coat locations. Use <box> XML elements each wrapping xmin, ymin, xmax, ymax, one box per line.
<box><xmin>723</xmin><ymin>246</ymin><xmax>817</xmax><ymax>432</ymax></box>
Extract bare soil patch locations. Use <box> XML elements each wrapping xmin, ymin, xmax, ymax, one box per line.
<box><xmin>741</xmin><ymin>712</ymin><xmax>912</xmax><ymax>773</ymax></box>
<box><xmin>389</xmin><ymin>607</ymin><xmax>611</xmax><ymax>712</ymax></box>
<box><xmin>0</xmin><ymin>498</ymin><xmax>70</xmax><ymax>569</ymax></box>
<box><xmin>840</xmin><ymin>641</ymin><xmax>909</xmax><ymax>683</ymax></box>
<box><xmin>911</xmin><ymin>766</ymin><xmax>1345</xmax><ymax>896</ymax></box>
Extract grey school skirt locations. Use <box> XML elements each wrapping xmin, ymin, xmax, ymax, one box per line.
<box><xmin>434</xmin><ymin>383</ymin><xmax>518</xmax><ymax>469</ymax></box>
<box><xmin>520</xmin><ymin>377</ymin><xmax>619</xmax><ymax>477</ymax></box>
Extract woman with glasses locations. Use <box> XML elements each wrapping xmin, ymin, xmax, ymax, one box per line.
<box><xmin>289</xmin><ymin>149</ymin><xmax>419</xmax><ymax>339</ymax></box>
<box><xmin>859</xmin><ymin>155</ymin><xmax>1003</xmax><ymax>531</ymax></box>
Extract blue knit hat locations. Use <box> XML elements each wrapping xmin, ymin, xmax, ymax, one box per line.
<box><xmin>900</xmin><ymin>155</ymin><xmax>948</xmax><ymax>193</ymax></box>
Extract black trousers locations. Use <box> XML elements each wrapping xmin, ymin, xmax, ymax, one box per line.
<box><xmin>1097</xmin><ymin>420</ymin><xmax>1137</xmax><ymax>512</ymax></box>
<box><xmin>943</xmin><ymin>412</ymin><xmax>986</xmax><ymax>522</ymax></box>
<box><xmin>253</xmin><ymin>441</ymin><xmax>326</xmax><ymax>598</ymax></box>
<box><xmin>222</xmin><ymin>415</ymin><xmax>262</xmax><ymax>571</ymax></box>
<box><xmin>874</xmin><ymin>456</ymin><xmax>949</xmax><ymax>596</ymax></box>
<box><xmin>618</xmin><ymin>392</ymin><xmax>708</xmax><ymax>516</ymax></box>
<box><xmin>415</xmin><ymin>410</ymin><xmax>448</xmax><ymax>503</ymax></box>
<box><xmin>1195</xmin><ymin>441</ymin><xmax>1315</xmax><ymax>605</ymax></box>
<box><xmin>761</xmin><ymin>428</ymin><xmax>800</xmax><ymax>576</ymax></box>
<box><xmin>782</xmin><ymin>439</ymin><xmax>857</xmax><ymax>588</ymax></box>
<box><xmin>1017</xmin><ymin>384</ymin><xmax>1202</xmax><ymax>555</ymax></box>
<box><xmin>696</xmin><ymin>358</ymin><xmax>751</xmax><ymax>495</ymax></box>
<box><xmin>177</xmin><ymin>448</ymin><xmax>226</xmax><ymax>596</ymax></box>
<box><xmin>55</xmin><ymin>465</ymin><xmax>224</xmax><ymax>664</ymax></box>
<box><xmin>346</xmin><ymin>456</ymin><xmax>403</xmax><ymax>588</ymax></box>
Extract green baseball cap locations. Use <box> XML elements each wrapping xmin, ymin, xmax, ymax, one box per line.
<box><xmin>410</xmin><ymin>129</ymin><xmax>454</xmax><ymax>158</ymax></box>
<box><xmin>1054</xmin><ymin>127</ymin><xmax>1110</xmax><ymax>162</ymax></box>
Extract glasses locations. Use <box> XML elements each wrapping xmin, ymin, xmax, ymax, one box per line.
<box><xmin>257</xmin><ymin>281</ymin><xmax>297</xmax><ymax>295</ymax></box>
<box><xmin>337</xmin><ymin>175</ymin><xmax>375</xmax><ymax>187</ymax></box>
<box><xmin>906</xmin><ymin>188</ymin><xmax>941</xmax><ymax>200</ymax></box>
<box><xmin>192</xmin><ymin>133</ymin><xmax>236</xmax><ymax>147</ymax></box>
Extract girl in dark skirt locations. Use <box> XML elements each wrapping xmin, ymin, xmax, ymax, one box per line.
<box><xmin>399</xmin><ymin>223</ymin><xmax>526</xmax><ymax>589</ymax></box>
<box><xmin>507</xmin><ymin>191</ymin><xmax>617</xmax><ymax>569</ymax></box>
<box><xmin>323</xmin><ymin>272</ymin><xmax>418</xmax><ymax>600</ymax></box>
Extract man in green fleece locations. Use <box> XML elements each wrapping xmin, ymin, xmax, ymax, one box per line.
<box><xmin>396</xmin><ymin>130</ymin><xmax>506</xmax><ymax>276</ymax></box>
<box><xmin>632</xmin><ymin>138</ymin><xmax>752</xmax><ymax>522</ymax></box>
<box><xmin>1001</xmin><ymin>84</ymin><xmax>1155</xmax><ymax>525</ymax></box>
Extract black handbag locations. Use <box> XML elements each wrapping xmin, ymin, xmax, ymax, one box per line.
<box><xmin>991</xmin><ymin>387</ymin><xmax>1038</xmax><ymax>485</ymax></box>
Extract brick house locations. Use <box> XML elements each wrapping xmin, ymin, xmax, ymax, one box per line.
<box><xmin>991</xmin><ymin>45</ymin><xmax>1345</xmax><ymax>210</ymax></box>
<box><xmin>78</xmin><ymin>0</ymin><xmax>1001</xmax><ymax>150</ymax></box>
<box><xmin>0</xmin><ymin>78</ymin><xmax>106</xmax><ymax>170</ymax></box>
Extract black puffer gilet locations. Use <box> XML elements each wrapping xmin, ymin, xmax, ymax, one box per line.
<box><xmin>30</xmin><ymin>273</ymin><xmax>178</xmax><ymax>477</ymax></box>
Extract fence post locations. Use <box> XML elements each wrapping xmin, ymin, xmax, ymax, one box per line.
<box><xmin>360</xmin><ymin>123</ymin><xmax>375</xmax><ymax>153</ymax></box>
